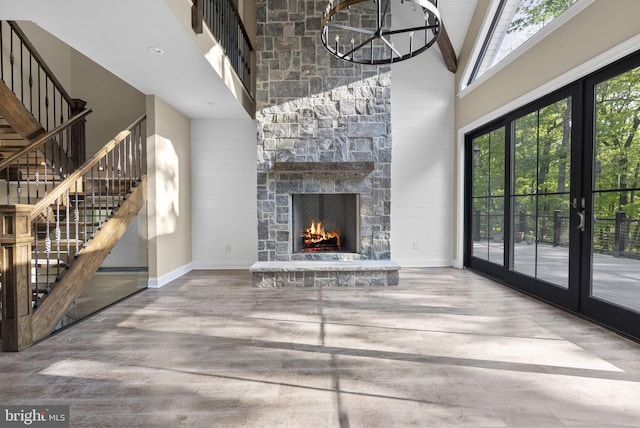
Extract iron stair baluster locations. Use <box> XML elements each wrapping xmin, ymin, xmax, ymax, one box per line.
<box><xmin>65</xmin><ymin>188</ymin><xmax>70</xmax><ymax>268</ymax></box>
<box><xmin>74</xmin><ymin>180</ymin><xmax>80</xmax><ymax>256</ymax></box>
<box><xmin>26</xmin><ymin>151</ymin><xmax>31</xmax><ymax>203</ymax></box>
<box><xmin>33</xmin><ymin>217</ymin><xmax>40</xmax><ymax>308</ymax></box>
<box><xmin>45</xmin><ymin>77</ymin><xmax>49</xmax><ymax>130</ymax></box>
<box><xmin>5</xmin><ymin>161</ymin><xmax>9</xmax><ymax>205</ymax></box>
<box><xmin>117</xmin><ymin>141</ymin><xmax>122</xmax><ymax>202</ymax></box>
<box><xmin>44</xmin><ymin>205</ymin><xmax>51</xmax><ymax>294</ymax></box>
<box><xmin>55</xmin><ymin>197</ymin><xmax>61</xmax><ymax>280</ymax></box>
<box><xmin>111</xmin><ymin>146</ymin><xmax>116</xmax><ymax>214</ymax></box>
<box><xmin>0</xmin><ymin>22</ymin><xmax>3</xmax><ymax>81</ymax></box>
<box><xmin>16</xmin><ymin>159</ymin><xmax>21</xmax><ymax>202</ymax></box>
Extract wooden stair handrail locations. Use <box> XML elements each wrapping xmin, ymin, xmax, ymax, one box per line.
<box><xmin>7</xmin><ymin>21</ymin><xmax>78</xmax><ymax>109</ymax></box>
<box><xmin>29</xmin><ymin>113</ymin><xmax>146</xmax><ymax>222</ymax></box>
<box><xmin>0</xmin><ymin>108</ymin><xmax>92</xmax><ymax>171</ymax></box>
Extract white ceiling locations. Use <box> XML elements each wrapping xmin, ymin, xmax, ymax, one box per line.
<box><xmin>0</xmin><ymin>0</ymin><xmax>478</xmax><ymax>120</ymax></box>
<box><xmin>436</xmin><ymin>0</ymin><xmax>479</xmax><ymax>54</ymax></box>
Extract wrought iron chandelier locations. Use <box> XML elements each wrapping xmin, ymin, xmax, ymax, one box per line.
<box><xmin>321</xmin><ymin>0</ymin><xmax>442</xmax><ymax>64</ymax></box>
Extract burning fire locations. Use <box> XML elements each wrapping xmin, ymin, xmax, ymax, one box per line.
<box><xmin>302</xmin><ymin>221</ymin><xmax>341</xmax><ymax>250</ymax></box>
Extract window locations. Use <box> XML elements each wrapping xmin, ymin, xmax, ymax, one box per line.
<box><xmin>465</xmin><ymin>0</ymin><xmax>583</xmax><ymax>87</ymax></box>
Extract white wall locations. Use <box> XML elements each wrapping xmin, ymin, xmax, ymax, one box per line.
<box><xmin>102</xmin><ymin>208</ymin><xmax>148</xmax><ymax>268</ymax></box>
<box><xmin>70</xmin><ymin>50</ymin><xmax>146</xmax><ymax>157</ymax></box>
<box><xmin>147</xmin><ymin>96</ymin><xmax>193</xmax><ymax>287</ymax></box>
<box><xmin>191</xmin><ymin>119</ymin><xmax>258</xmax><ymax>269</ymax></box>
<box><xmin>390</xmin><ymin>49</ymin><xmax>455</xmax><ymax>267</ymax></box>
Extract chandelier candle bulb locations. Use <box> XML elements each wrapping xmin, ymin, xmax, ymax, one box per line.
<box><xmin>321</xmin><ymin>0</ymin><xmax>441</xmax><ymax>64</ymax></box>
<box><xmin>409</xmin><ymin>32</ymin><xmax>414</xmax><ymax>56</ymax></box>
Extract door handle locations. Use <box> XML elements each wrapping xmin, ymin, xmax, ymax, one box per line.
<box><xmin>577</xmin><ymin>211</ymin><xmax>585</xmax><ymax>232</ymax></box>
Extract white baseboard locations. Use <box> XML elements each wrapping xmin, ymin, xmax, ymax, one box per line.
<box><xmin>394</xmin><ymin>258</ymin><xmax>453</xmax><ymax>268</ymax></box>
<box><xmin>147</xmin><ymin>262</ymin><xmax>193</xmax><ymax>288</ymax></box>
<box><xmin>191</xmin><ymin>261</ymin><xmax>255</xmax><ymax>270</ymax></box>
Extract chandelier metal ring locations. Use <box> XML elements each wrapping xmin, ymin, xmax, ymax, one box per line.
<box><xmin>321</xmin><ymin>0</ymin><xmax>442</xmax><ymax>64</ymax></box>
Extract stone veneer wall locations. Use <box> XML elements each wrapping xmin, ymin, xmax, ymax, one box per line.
<box><xmin>256</xmin><ymin>0</ymin><xmax>392</xmax><ymax>262</ymax></box>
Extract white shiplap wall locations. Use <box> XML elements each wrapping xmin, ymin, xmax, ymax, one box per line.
<box><xmin>191</xmin><ymin>119</ymin><xmax>258</xmax><ymax>269</ymax></box>
<box><xmin>390</xmin><ymin>49</ymin><xmax>455</xmax><ymax>266</ymax></box>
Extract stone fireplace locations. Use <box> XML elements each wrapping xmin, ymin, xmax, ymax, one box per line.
<box><xmin>250</xmin><ymin>0</ymin><xmax>399</xmax><ymax>287</ymax></box>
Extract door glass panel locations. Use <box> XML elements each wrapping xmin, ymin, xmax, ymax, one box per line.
<box><xmin>472</xmin><ymin>197</ymin><xmax>490</xmax><ymax>260</ymax></box>
<box><xmin>471</xmin><ymin>128</ymin><xmax>505</xmax><ymax>265</ymax></box>
<box><xmin>591</xmin><ymin>65</ymin><xmax>640</xmax><ymax>313</ymax></box>
<box><xmin>488</xmin><ymin>196</ymin><xmax>505</xmax><ymax>263</ymax></box>
<box><xmin>513</xmin><ymin>195</ymin><xmax>536</xmax><ymax>276</ymax></box>
<box><xmin>536</xmin><ymin>194</ymin><xmax>570</xmax><ymax>287</ymax></box>
<box><xmin>511</xmin><ymin>97</ymin><xmax>571</xmax><ymax>288</ymax></box>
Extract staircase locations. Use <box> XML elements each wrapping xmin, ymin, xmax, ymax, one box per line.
<box><xmin>0</xmin><ymin>115</ymin><xmax>36</xmax><ymax>155</ymax></box>
<box><xmin>0</xmin><ymin>21</ymin><xmax>147</xmax><ymax>351</ymax></box>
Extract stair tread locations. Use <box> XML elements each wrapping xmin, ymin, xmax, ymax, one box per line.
<box><xmin>0</xmin><ymin>130</ymin><xmax>23</xmax><ymax>137</ymax></box>
<box><xmin>0</xmin><ymin>139</ymin><xmax>29</xmax><ymax>145</ymax></box>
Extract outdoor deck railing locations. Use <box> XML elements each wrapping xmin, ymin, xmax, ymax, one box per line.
<box><xmin>473</xmin><ymin>210</ymin><xmax>640</xmax><ymax>259</ymax></box>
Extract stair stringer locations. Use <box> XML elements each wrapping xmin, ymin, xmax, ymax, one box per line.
<box><xmin>31</xmin><ymin>175</ymin><xmax>147</xmax><ymax>343</ymax></box>
<box><xmin>0</xmin><ymin>80</ymin><xmax>45</xmax><ymax>141</ymax></box>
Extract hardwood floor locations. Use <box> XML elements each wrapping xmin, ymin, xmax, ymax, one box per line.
<box><xmin>1</xmin><ymin>268</ymin><xmax>640</xmax><ymax>427</ymax></box>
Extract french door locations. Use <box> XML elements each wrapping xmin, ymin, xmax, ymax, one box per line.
<box><xmin>465</xmin><ymin>52</ymin><xmax>640</xmax><ymax>340</ymax></box>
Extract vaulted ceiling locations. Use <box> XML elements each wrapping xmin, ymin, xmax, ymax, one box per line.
<box><xmin>0</xmin><ymin>0</ymin><xmax>478</xmax><ymax>120</ymax></box>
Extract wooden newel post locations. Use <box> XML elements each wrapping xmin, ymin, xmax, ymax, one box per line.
<box><xmin>70</xmin><ymin>98</ymin><xmax>88</xmax><ymax>167</ymax></box>
<box><xmin>1</xmin><ymin>205</ymin><xmax>34</xmax><ymax>351</ymax></box>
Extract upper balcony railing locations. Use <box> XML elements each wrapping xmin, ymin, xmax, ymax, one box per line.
<box><xmin>1</xmin><ymin>21</ymin><xmax>84</xmax><ymax>131</ymax></box>
<box><xmin>192</xmin><ymin>0</ymin><xmax>255</xmax><ymax>100</ymax></box>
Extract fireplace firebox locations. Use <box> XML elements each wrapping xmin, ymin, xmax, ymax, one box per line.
<box><xmin>292</xmin><ymin>194</ymin><xmax>360</xmax><ymax>254</ymax></box>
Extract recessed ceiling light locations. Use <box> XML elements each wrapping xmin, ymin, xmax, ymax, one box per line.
<box><xmin>147</xmin><ymin>46</ymin><xmax>164</xmax><ymax>55</ymax></box>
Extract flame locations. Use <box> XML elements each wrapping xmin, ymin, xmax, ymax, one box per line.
<box><xmin>302</xmin><ymin>221</ymin><xmax>341</xmax><ymax>248</ymax></box>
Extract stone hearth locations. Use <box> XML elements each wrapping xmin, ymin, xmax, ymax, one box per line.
<box><xmin>251</xmin><ymin>260</ymin><xmax>400</xmax><ymax>288</ymax></box>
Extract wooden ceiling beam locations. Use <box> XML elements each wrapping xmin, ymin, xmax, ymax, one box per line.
<box><xmin>437</xmin><ymin>23</ymin><xmax>458</xmax><ymax>73</ymax></box>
